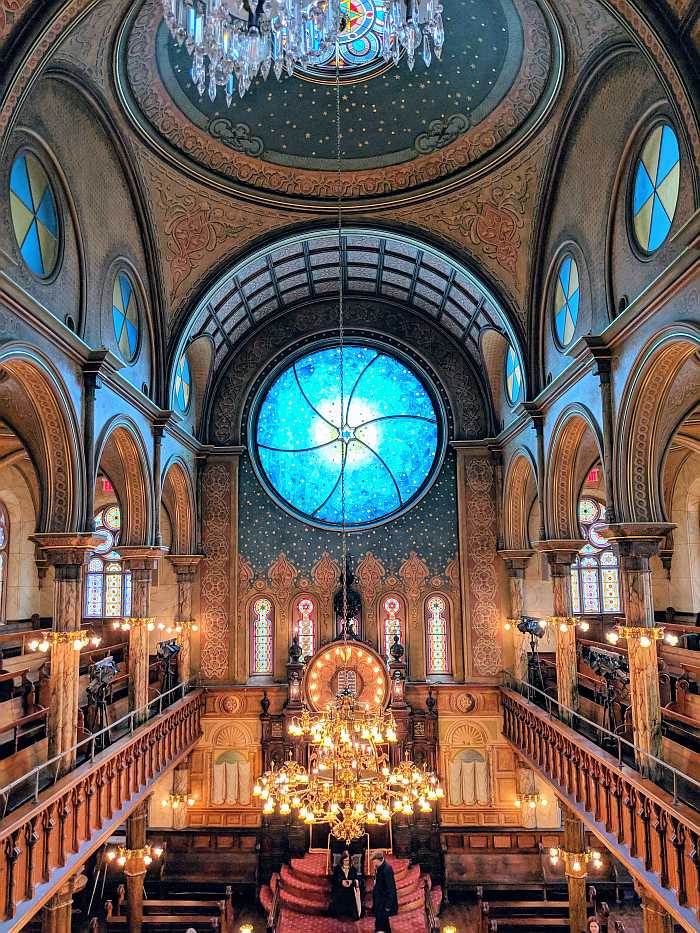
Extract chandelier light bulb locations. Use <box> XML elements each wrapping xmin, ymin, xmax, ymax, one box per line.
<box><xmin>606</xmin><ymin>631</ymin><xmax>619</xmax><ymax>644</ymax></box>
<box><xmin>639</xmin><ymin>634</ymin><xmax>652</xmax><ymax>648</ymax></box>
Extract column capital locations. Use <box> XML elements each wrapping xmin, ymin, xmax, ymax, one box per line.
<box><xmin>597</xmin><ymin>523</ymin><xmax>676</xmax><ymax>561</ymax></box>
<box><xmin>30</xmin><ymin>533</ymin><xmax>105</xmax><ymax>567</ymax></box>
<box><xmin>167</xmin><ymin>554</ymin><xmax>204</xmax><ymax>577</ymax></box>
<box><xmin>498</xmin><ymin>549</ymin><xmax>534</xmax><ymax>575</ymax></box>
<box><xmin>120</xmin><ymin>546</ymin><xmax>168</xmax><ymax>571</ymax></box>
<box><xmin>536</xmin><ymin>539</ymin><xmax>584</xmax><ymax>571</ymax></box>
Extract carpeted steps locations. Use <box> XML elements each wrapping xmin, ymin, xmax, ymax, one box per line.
<box><xmin>259</xmin><ymin>852</ymin><xmax>442</xmax><ymax>932</ymax></box>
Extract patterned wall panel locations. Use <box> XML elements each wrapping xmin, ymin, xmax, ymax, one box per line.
<box><xmin>200</xmin><ymin>462</ymin><xmax>232</xmax><ymax>680</ymax></box>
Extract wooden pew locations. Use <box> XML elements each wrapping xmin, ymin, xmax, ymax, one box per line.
<box><xmin>110</xmin><ymin>883</ymin><xmax>234</xmax><ymax>932</ymax></box>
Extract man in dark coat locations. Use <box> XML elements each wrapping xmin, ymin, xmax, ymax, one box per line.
<box><xmin>371</xmin><ymin>852</ymin><xmax>398</xmax><ymax>932</ymax></box>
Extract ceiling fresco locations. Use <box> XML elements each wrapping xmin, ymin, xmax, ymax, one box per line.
<box><xmin>118</xmin><ymin>0</ymin><xmax>559</xmax><ymax>204</ymax></box>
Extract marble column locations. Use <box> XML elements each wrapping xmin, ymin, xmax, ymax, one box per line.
<box><xmin>121</xmin><ymin>547</ymin><xmax>166</xmax><ymax>722</ymax></box>
<box><xmin>41</xmin><ymin>873</ymin><xmax>87</xmax><ymax>933</ymax></box>
<box><xmin>563</xmin><ymin>810</ymin><xmax>588</xmax><ymax>933</ymax></box>
<box><xmin>638</xmin><ymin>890</ymin><xmax>674</xmax><ymax>933</ymax></box>
<box><xmin>30</xmin><ymin>534</ymin><xmax>102</xmax><ymax>772</ymax></box>
<box><xmin>599</xmin><ymin>524</ymin><xmax>674</xmax><ymax>773</ymax></box>
<box><xmin>538</xmin><ymin>541</ymin><xmax>582</xmax><ymax>714</ymax></box>
<box><xmin>125</xmin><ymin>801</ymin><xmax>149</xmax><ymax>933</ymax></box>
<box><xmin>499</xmin><ymin>550</ymin><xmax>533</xmax><ymax>683</ymax></box>
<box><xmin>167</xmin><ymin>556</ymin><xmax>202</xmax><ymax>684</ymax></box>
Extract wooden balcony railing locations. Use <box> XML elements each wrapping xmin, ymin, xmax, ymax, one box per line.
<box><xmin>501</xmin><ymin>686</ymin><xmax>700</xmax><ymax>933</ymax></box>
<box><xmin>0</xmin><ymin>687</ymin><xmax>204</xmax><ymax>928</ymax></box>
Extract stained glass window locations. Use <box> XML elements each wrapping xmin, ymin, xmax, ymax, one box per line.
<box><xmin>632</xmin><ymin>123</ymin><xmax>680</xmax><ymax>254</ymax></box>
<box><xmin>0</xmin><ymin>500</ymin><xmax>9</xmax><ymax>622</ymax></box>
<box><xmin>9</xmin><ymin>151</ymin><xmax>60</xmax><ymax>278</ymax></box>
<box><xmin>174</xmin><ymin>352</ymin><xmax>191</xmax><ymax>413</ymax></box>
<box><xmin>553</xmin><ymin>254</ymin><xmax>580</xmax><ymax>348</ymax></box>
<box><xmin>295</xmin><ymin>596</ymin><xmax>317</xmax><ymax>659</ymax></box>
<box><xmin>84</xmin><ymin>505</ymin><xmax>132</xmax><ymax>618</ymax></box>
<box><xmin>252</xmin><ymin>597</ymin><xmax>274</xmax><ymax>676</ymax></box>
<box><xmin>304</xmin><ymin>0</ymin><xmax>386</xmax><ymax>74</ymax></box>
<box><xmin>425</xmin><ymin>594</ymin><xmax>450</xmax><ymax>675</ymax></box>
<box><xmin>112</xmin><ymin>271</ymin><xmax>140</xmax><ymax>362</ymax></box>
<box><xmin>251</xmin><ymin>344</ymin><xmax>444</xmax><ymax>529</ymax></box>
<box><xmin>505</xmin><ymin>344</ymin><xmax>523</xmax><ymax>406</ymax></box>
<box><xmin>570</xmin><ymin>497</ymin><xmax>621</xmax><ymax>615</ymax></box>
<box><xmin>382</xmin><ymin>595</ymin><xmax>404</xmax><ymax>666</ymax></box>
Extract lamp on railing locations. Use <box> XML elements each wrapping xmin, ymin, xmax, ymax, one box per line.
<box><xmin>28</xmin><ymin>630</ymin><xmax>102</xmax><ymax>653</ymax></box>
<box><xmin>606</xmin><ymin>625</ymin><xmax>664</xmax><ymax>648</ymax></box>
<box><xmin>106</xmin><ymin>843</ymin><xmax>163</xmax><ymax>869</ymax></box>
<box><xmin>548</xmin><ymin>845</ymin><xmax>602</xmax><ymax>874</ymax></box>
<box><xmin>161</xmin><ymin>793</ymin><xmax>196</xmax><ymax>810</ymax></box>
<box><xmin>546</xmin><ymin>615</ymin><xmax>590</xmax><ymax>634</ymax></box>
<box><xmin>514</xmin><ymin>792</ymin><xmax>548</xmax><ymax>810</ymax></box>
<box><xmin>112</xmin><ymin>616</ymin><xmax>155</xmax><ymax>633</ymax></box>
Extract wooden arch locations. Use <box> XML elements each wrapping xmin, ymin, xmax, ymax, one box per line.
<box><xmin>94</xmin><ymin>418</ymin><xmax>152</xmax><ymax>546</ymax></box>
<box><xmin>0</xmin><ymin>346</ymin><xmax>81</xmax><ymax>533</ymax></box>
<box><xmin>546</xmin><ymin>406</ymin><xmax>604</xmax><ymax>539</ymax></box>
<box><xmin>162</xmin><ymin>458</ymin><xmax>195</xmax><ymax>554</ymax></box>
<box><xmin>616</xmin><ymin>324</ymin><xmax>700</xmax><ymax>523</ymax></box>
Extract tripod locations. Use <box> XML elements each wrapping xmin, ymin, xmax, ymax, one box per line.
<box><xmin>86</xmin><ymin>681</ymin><xmax>112</xmax><ymax>751</ymax></box>
<box><xmin>526</xmin><ymin>630</ymin><xmax>546</xmax><ymax>695</ymax></box>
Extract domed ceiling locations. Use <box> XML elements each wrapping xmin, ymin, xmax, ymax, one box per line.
<box><xmin>118</xmin><ymin>0</ymin><xmax>560</xmax><ymax>205</ymax></box>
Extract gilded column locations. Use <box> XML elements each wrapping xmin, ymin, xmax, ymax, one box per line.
<box><xmin>125</xmin><ymin>801</ymin><xmax>149</xmax><ymax>933</ymax></box>
<box><xmin>30</xmin><ymin>534</ymin><xmax>102</xmax><ymax>772</ymax></box>
<box><xmin>167</xmin><ymin>556</ymin><xmax>202</xmax><ymax>683</ymax></box>
<box><xmin>121</xmin><ymin>547</ymin><xmax>166</xmax><ymax>720</ymax></box>
<box><xmin>499</xmin><ymin>549</ymin><xmax>533</xmax><ymax>683</ymax></box>
<box><xmin>600</xmin><ymin>524</ymin><xmax>674</xmax><ymax>772</ymax></box>
<box><xmin>563</xmin><ymin>811</ymin><xmax>588</xmax><ymax>933</ymax></box>
<box><xmin>538</xmin><ymin>541</ymin><xmax>582</xmax><ymax>714</ymax></box>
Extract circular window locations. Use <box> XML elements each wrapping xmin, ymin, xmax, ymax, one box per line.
<box><xmin>504</xmin><ymin>344</ymin><xmax>523</xmax><ymax>406</ymax></box>
<box><xmin>553</xmin><ymin>254</ymin><xmax>580</xmax><ymax>348</ymax></box>
<box><xmin>174</xmin><ymin>352</ymin><xmax>191</xmax><ymax>413</ymax></box>
<box><xmin>9</xmin><ymin>151</ymin><xmax>60</xmax><ymax>278</ymax></box>
<box><xmin>112</xmin><ymin>271</ymin><xmax>140</xmax><ymax>363</ymax></box>
<box><xmin>298</xmin><ymin>0</ymin><xmax>388</xmax><ymax>81</ymax></box>
<box><xmin>631</xmin><ymin>122</ymin><xmax>680</xmax><ymax>254</ymax></box>
<box><xmin>250</xmin><ymin>343</ymin><xmax>446</xmax><ymax>529</ymax></box>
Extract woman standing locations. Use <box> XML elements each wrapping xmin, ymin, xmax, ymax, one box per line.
<box><xmin>330</xmin><ymin>852</ymin><xmax>362</xmax><ymax>920</ymax></box>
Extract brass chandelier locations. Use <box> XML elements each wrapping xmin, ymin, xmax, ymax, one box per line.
<box><xmin>253</xmin><ymin>692</ymin><xmax>443</xmax><ymax>842</ymax></box>
<box><xmin>251</xmin><ymin>24</ymin><xmax>444</xmax><ymax>844</ymax></box>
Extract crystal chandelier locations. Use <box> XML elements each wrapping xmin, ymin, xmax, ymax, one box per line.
<box><xmin>161</xmin><ymin>0</ymin><xmax>444</xmax><ymax>102</ymax></box>
<box><xmin>253</xmin><ymin>692</ymin><xmax>444</xmax><ymax>842</ymax></box>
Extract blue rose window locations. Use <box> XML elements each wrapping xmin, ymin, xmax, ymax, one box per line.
<box><xmin>252</xmin><ymin>345</ymin><xmax>445</xmax><ymax>529</ymax></box>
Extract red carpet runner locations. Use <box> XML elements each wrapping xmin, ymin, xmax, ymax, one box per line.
<box><xmin>260</xmin><ymin>852</ymin><xmax>442</xmax><ymax>932</ymax></box>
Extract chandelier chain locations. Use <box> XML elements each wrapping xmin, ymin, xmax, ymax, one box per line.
<box><xmin>335</xmin><ymin>46</ymin><xmax>348</xmax><ymax>644</ymax></box>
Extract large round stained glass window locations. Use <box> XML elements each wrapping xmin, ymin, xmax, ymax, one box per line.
<box><xmin>250</xmin><ymin>344</ymin><xmax>446</xmax><ymax>529</ymax></box>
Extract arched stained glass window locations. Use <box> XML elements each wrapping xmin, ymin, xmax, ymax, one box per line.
<box><xmin>382</xmin><ymin>595</ymin><xmax>404</xmax><ymax>666</ymax></box>
<box><xmin>112</xmin><ymin>271</ymin><xmax>140</xmax><ymax>363</ymax></box>
<box><xmin>251</xmin><ymin>597</ymin><xmax>274</xmax><ymax>676</ymax></box>
<box><xmin>84</xmin><ymin>505</ymin><xmax>132</xmax><ymax>618</ymax></box>
<box><xmin>9</xmin><ymin>151</ymin><xmax>60</xmax><ymax>278</ymax></box>
<box><xmin>0</xmin><ymin>500</ymin><xmax>9</xmax><ymax>622</ymax></box>
<box><xmin>631</xmin><ymin>122</ymin><xmax>680</xmax><ymax>254</ymax></box>
<box><xmin>425</xmin><ymin>594</ymin><xmax>450</xmax><ymax>675</ymax></box>
<box><xmin>553</xmin><ymin>254</ymin><xmax>580</xmax><ymax>348</ymax></box>
<box><xmin>571</xmin><ymin>497</ymin><xmax>621</xmax><ymax>615</ymax></box>
<box><xmin>294</xmin><ymin>596</ymin><xmax>317</xmax><ymax>660</ymax></box>
<box><xmin>505</xmin><ymin>344</ymin><xmax>523</xmax><ymax>406</ymax></box>
<box><xmin>251</xmin><ymin>343</ymin><xmax>445</xmax><ymax>529</ymax></box>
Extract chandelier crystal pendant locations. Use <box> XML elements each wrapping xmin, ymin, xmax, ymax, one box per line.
<box><xmin>162</xmin><ymin>0</ymin><xmax>444</xmax><ymax>101</ymax></box>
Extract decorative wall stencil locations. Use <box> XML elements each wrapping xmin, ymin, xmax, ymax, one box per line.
<box><xmin>462</xmin><ymin>455</ymin><xmax>502</xmax><ymax>675</ymax></box>
<box><xmin>0</xmin><ymin>0</ymin><xmax>32</xmax><ymax>43</ymax></box>
<box><xmin>200</xmin><ymin>462</ymin><xmax>232</xmax><ymax>679</ymax></box>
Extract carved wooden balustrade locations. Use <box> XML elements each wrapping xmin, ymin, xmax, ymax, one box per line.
<box><xmin>501</xmin><ymin>687</ymin><xmax>700</xmax><ymax>933</ymax></box>
<box><xmin>0</xmin><ymin>689</ymin><xmax>204</xmax><ymax>929</ymax></box>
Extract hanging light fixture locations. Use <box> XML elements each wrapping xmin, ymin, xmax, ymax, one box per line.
<box><xmin>161</xmin><ymin>0</ymin><xmax>444</xmax><ymax>102</ymax></box>
<box><xmin>251</xmin><ymin>53</ymin><xmax>443</xmax><ymax>842</ymax></box>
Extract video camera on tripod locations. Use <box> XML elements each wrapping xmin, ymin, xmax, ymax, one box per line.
<box><xmin>157</xmin><ymin>639</ymin><xmax>181</xmax><ymax>695</ymax></box>
<box><xmin>85</xmin><ymin>656</ymin><xmax>120</xmax><ymax>747</ymax></box>
<box><xmin>517</xmin><ymin>617</ymin><xmax>548</xmax><ymax>692</ymax></box>
<box><xmin>583</xmin><ymin>646</ymin><xmax>629</xmax><ymax>737</ymax></box>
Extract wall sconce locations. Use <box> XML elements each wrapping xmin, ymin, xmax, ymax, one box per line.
<box><xmin>113</xmin><ymin>617</ymin><xmax>155</xmax><ymax>632</ymax></box>
<box><xmin>29</xmin><ymin>630</ymin><xmax>101</xmax><ymax>652</ymax></box>
<box><xmin>515</xmin><ymin>792</ymin><xmax>548</xmax><ymax>810</ymax></box>
<box><xmin>503</xmin><ymin>618</ymin><xmax>518</xmax><ymax>632</ymax></box>
<box><xmin>239</xmin><ymin>924</ymin><xmax>254</xmax><ymax>933</ymax></box>
<box><xmin>606</xmin><ymin>625</ymin><xmax>664</xmax><ymax>649</ymax></box>
<box><xmin>442</xmin><ymin>926</ymin><xmax>457</xmax><ymax>933</ymax></box>
<box><xmin>161</xmin><ymin>793</ymin><xmax>196</xmax><ymax>810</ymax></box>
<box><xmin>546</xmin><ymin>616</ymin><xmax>588</xmax><ymax>634</ymax></box>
